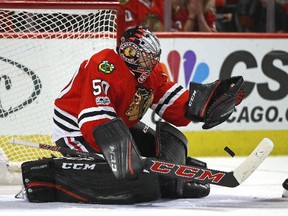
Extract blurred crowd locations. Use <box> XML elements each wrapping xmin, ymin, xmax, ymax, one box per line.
<box><xmin>1</xmin><ymin>0</ymin><xmax>287</xmax><ymax>33</ymax></box>
<box><xmin>119</xmin><ymin>0</ymin><xmax>288</xmax><ymax>33</ymax></box>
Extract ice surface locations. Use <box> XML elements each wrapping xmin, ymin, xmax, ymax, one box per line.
<box><xmin>1</xmin><ymin>156</ymin><xmax>287</xmax><ymax>216</ymax></box>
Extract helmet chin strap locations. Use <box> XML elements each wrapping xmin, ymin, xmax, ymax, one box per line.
<box><xmin>130</xmin><ymin>68</ymin><xmax>151</xmax><ymax>84</ymax></box>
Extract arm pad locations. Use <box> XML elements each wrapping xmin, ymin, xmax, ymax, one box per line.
<box><xmin>185</xmin><ymin>76</ymin><xmax>244</xmax><ymax>129</ymax></box>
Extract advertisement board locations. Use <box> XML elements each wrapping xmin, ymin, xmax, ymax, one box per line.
<box><xmin>142</xmin><ymin>34</ymin><xmax>288</xmax><ymax>155</ymax></box>
<box><xmin>0</xmin><ymin>34</ymin><xmax>287</xmax><ymax>155</ymax></box>
<box><xmin>142</xmin><ymin>36</ymin><xmax>288</xmax><ymax>131</ymax></box>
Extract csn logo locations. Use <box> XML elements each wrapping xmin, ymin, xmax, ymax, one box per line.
<box><xmin>220</xmin><ymin>50</ymin><xmax>288</xmax><ymax>124</ymax></box>
<box><xmin>165</xmin><ymin>50</ymin><xmax>210</xmax><ymax>87</ymax></box>
<box><xmin>219</xmin><ymin>50</ymin><xmax>288</xmax><ymax>100</ymax></box>
<box><xmin>155</xmin><ymin>49</ymin><xmax>288</xmax><ymax>125</ymax></box>
<box><xmin>163</xmin><ymin>49</ymin><xmax>288</xmax><ymax>100</ymax></box>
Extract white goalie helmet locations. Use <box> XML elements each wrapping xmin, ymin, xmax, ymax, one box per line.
<box><xmin>118</xmin><ymin>26</ymin><xmax>161</xmax><ymax>83</ymax></box>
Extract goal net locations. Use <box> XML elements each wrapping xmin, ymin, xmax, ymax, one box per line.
<box><xmin>0</xmin><ymin>0</ymin><xmax>124</xmax><ymax>180</ymax></box>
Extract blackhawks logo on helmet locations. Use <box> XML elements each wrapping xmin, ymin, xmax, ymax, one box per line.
<box><xmin>98</xmin><ymin>60</ymin><xmax>115</xmax><ymax>74</ymax></box>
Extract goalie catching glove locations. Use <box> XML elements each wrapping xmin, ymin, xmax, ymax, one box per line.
<box><xmin>185</xmin><ymin>76</ymin><xmax>244</xmax><ymax>129</ymax></box>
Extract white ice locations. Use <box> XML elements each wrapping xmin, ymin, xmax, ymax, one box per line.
<box><xmin>1</xmin><ymin>156</ymin><xmax>288</xmax><ymax>216</ymax></box>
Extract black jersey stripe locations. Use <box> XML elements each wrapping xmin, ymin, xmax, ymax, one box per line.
<box><xmin>78</xmin><ymin>110</ymin><xmax>117</xmax><ymax>124</ymax></box>
<box><xmin>53</xmin><ymin>118</ymin><xmax>80</xmax><ymax>133</ymax></box>
<box><xmin>154</xmin><ymin>85</ymin><xmax>184</xmax><ymax>114</ymax></box>
<box><xmin>54</xmin><ymin>109</ymin><xmax>78</xmax><ymax>128</ymax></box>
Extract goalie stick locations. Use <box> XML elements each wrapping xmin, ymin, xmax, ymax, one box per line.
<box><xmin>10</xmin><ymin>138</ymin><xmax>273</xmax><ymax>188</ymax></box>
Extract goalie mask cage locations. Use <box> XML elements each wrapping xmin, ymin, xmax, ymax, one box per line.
<box><xmin>0</xmin><ymin>1</ymin><xmax>125</xmax><ymax>166</ymax></box>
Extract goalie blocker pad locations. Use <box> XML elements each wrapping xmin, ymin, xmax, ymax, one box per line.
<box><xmin>21</xmin><ymin>157</ymin><xmax>160</xmax><ymax>204</ymax></box>
<box><xmin>185</xmin><ymin>76</ymin><xmax>244</xmax><ymax>129</ymax></box>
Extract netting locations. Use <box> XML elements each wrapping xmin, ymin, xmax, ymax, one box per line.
<box><xmin>0</xmin><ymin>4</ymin><xmax>119</xmax><ymax>164</ymax></box>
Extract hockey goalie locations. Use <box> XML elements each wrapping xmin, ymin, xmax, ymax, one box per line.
<box><xmin>20</xmin><ymin>26</ymin><xmax>244</xmax><ymax>204</ymax></box>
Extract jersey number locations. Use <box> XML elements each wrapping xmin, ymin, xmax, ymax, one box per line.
<box><xmin>92</xmin><ymin>79</ymin><xmax>110</xmax><ymax>96</ymax></box>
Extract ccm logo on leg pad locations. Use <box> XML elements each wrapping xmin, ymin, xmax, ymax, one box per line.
<box><xmin>61</xmin><ymin>163</ymin><xmax>96</xmax><ymax>170</ymax></box>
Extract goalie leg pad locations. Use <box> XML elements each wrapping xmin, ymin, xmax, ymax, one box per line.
<box><xmin>155</xmin><ymin>122</ymin><xmax>188</xmax><ymax>198</ymax></box>
<box><xmin>155</xmin><ymin>122</ymin><xmax>210</xmax><ymax>198</ymax></box>
<box><xmin>21</xmin><ymin>158</ymin><xmax>56</xmax><ymax>202</ymax></box>
<box><xmin>129</xmin><ymin>121</ymin><xmax>156</xmax><ymax>157</ymax></box>
<box><xmin>93</xmin><ymin>118</ymin><xmax>144</xmax><ymax>180</ymax></box>
<box><xmin>21</xmin><ymin>157</ymin><xmax>160</xmax><ymax>204</ymax></box>
<box><xmin>182</xmin><ymin>157</ymin><xmax>210</xmax><ymax>198</ymax></box>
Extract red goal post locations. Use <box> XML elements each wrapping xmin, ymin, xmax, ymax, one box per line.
<box><xmin>0</xmin><ymin>0</ymin><xmax>125</xmax><ymax>176</ymax></box>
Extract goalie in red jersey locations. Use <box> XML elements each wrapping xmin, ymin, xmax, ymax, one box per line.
<box><xmin>22</xmin><ymin>26</ymin><xmax>244</xmax><ymax>204</ymax></box>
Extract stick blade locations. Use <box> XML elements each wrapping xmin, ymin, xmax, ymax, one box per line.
<box><xmin>233</xmin><ymin>138</ymin><xmax>274</xmax><ymax>184</ymax></box>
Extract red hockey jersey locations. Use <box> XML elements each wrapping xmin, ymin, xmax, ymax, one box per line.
<box><xmin>52</xmin><ymin>49</ymin><xmax>190</xmax><ymax>153</ymax></box>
